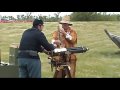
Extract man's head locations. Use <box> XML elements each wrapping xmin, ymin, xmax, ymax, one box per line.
<box><xmin>33</xmin><ymin>19</ymin><xmax>44</xmax><ymax>31</ymax></box>
<box><xmin>59</xmin><ymin>15</ymin><xmax>72</xmax><ymax>30</ymax></box>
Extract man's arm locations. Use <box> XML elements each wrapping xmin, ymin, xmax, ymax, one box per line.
<box><xmin>66</xmin><ymin>31</ymin><xmax>77</xmax><ymax>44</ymax></box>
<box><xmin>36</xmin><ymin>31</ymin><xmax>55</xmax><ymax>51</ymax></box>
<box><xmin>60</xmin><ymin>29</ymin><xmax>77</xmax><ymax>44</ymax></box>
<box><xmin>51</xmin><ymin>31</ymin><xmax>61</xmax><ymax>48</ymax></box>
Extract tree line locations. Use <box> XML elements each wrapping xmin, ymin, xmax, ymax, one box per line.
<box><xmin>70</xmin><ymin>12</ymin><xmax>120</xmax><ymax>21</ymax></box>
<box><xmin>0</xmin><ymin>12</ymin><xmax>120</xmax><ymax>21</ymax></box>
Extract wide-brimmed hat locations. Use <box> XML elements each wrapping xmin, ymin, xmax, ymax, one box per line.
<box><xmin>59</xmin><ymin>15</ymin><xmax>72</xmax><ymax>26</ymax></box>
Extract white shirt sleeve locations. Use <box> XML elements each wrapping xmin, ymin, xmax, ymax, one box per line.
<box><xmin>51</xmin><ymin>39</ymin><xmax>57</xmax><ymax>47</ymax></box>
<box><xmin>66</xmin><ymin>32</ymin><xmax>72</xmax><ymax>40</ymax></box>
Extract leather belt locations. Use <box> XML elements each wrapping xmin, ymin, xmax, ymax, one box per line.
<box><xmin>18</xmin><ymin>50</ymin><xmax>38</xmax><ymax>56</ymax></box>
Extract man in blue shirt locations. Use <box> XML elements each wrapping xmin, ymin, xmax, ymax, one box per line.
<box><xmin>18</xmin><ymin>19</ymin><xmax>55</xmax><ymax>78</ymax></box>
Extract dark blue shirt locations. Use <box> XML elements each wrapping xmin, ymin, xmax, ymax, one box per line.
<box><xmin>18</xmin><ymin>27</ymin><xmax>55</xmax><ymax>59</ymax></box>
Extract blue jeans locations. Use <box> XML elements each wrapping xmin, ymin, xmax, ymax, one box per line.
<box><xmin>18</xmin><ymin>58</ymin><xmax>41</xmax><ymax>78</ymax></box>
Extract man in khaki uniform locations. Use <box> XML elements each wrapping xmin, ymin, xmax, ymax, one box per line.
<box><xmin>51</xmin><ymin>15</ymin><xmax>77</xmax><ymax>78</ymax></box>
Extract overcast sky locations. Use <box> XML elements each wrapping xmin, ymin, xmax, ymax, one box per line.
<box><xmin>0</xmin><ymin>12</ymin><xmax>73</xmax><ymax>18</ymax></box>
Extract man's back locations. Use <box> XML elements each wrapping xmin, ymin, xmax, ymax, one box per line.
<box><xmin>19</xmin><ymin>28</ymin><xmax>42</xmax><ymax>51</ymax></box>
<box><xmin>18</xmin><ymin>27</ymin><xmax>54</xmax><ymax>59</ymax></box>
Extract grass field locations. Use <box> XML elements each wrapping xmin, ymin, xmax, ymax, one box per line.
<box><xmin>1</xmin><ymin>21</ymin><xmax>120</xmax><ymax>78</ymax></box>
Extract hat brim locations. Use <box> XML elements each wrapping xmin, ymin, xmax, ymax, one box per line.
<box><xmin>59</xmin><ymin>21</ymin><xmax>72</xmax><ymax>26</ymax></box>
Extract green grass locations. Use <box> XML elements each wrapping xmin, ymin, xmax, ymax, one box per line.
<box><xmin>1</xmin><ymin>21</ymin><xmax>120</xmax><ymax>78</ymax></box>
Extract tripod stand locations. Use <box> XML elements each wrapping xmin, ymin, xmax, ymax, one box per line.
<box><xmin>49</xmin><ymin>51</ymin><xmax>72</xmax><ymax>78</ymax></box>
<box><xmin>53</xmin><ymin>64</ymin><xmax>71</xmax><ymax>78</ymax></box>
